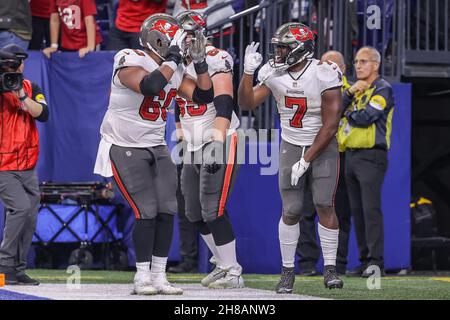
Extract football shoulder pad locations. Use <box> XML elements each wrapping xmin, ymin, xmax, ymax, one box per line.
<box><xmin>315</xmin><ymin>60</ymin><xmax>343</xmax><ymax>92</ymax></box>
<box><xmin>205</xmin><ymin>46</ymin><xmax>234</xmax><ymax>76</ymax></box>
<box><xmin>114</xmin><ymin>49</ymin><xmax>148</xmax><ymax>71</ymax></box>
<box><xmin>257</xmin><ymin>61</ymin><xmax>277</xmax><ymax>85</ymax></box>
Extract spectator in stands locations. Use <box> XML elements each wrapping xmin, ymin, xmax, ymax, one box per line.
<box><xmin>0</xmin><ymin>0</ymin><xmax>32</xmax><ymax>50</ymax></box>
<box><xmin>29</xmin><ymin>0</ymin><xmax>51</xmax><ymax>50</ymax></box>
<box><xmin>43</xmin><ymin>0</ymin><xmax>102</xmax><ymax>59</ymax></box>
<box><xmin>296</xmin><ymin>50</ymin><xmax>353</xmax><ymax>276</ymax></box>
<box><xmin>338</xmin><ymin>46</ymin><xmax>395</xmax><ymax>277</ymax></box>
<box><xmin>107</xmin><ymin>0</ymin><xmax>167</xmax><ymax>51</ymax></box>
<box><xmin>0</xmin><ymin>44</ymin><xmax>49</xmax><ymax>285</ymax></box>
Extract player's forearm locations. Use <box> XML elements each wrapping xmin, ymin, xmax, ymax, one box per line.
<box><xmin>84</xmin><ymin>16</ymin><xmax>96</xmax><ymax>50</ymax></box>
<box><xmin>196</xmin><ymin>71</ymin><xmax>213</xmax><ymax>91</ymax></box>
<box><xmin>49</xmin><ymin>13</ymin><xmax>60</xmax><ymax>45</ymax></box>
<box><xmin>304</xmin><ymin>124</ymin><xmax>338</xmax><ymax>163</ymax></box>
<box><xmin>212</xmin><ymin>117</ymin><xmax>231</xmax><ymax>142</ymax></box>
<box><xmin>238</xmin><ymin>73</ymin><xmax>256</xmax><ymax>110</ymax></box>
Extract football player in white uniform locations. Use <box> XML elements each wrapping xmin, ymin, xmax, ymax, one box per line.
<box><xmin>174</xmin><ymin>11</ymin><xmax>243</xmax><ymax>289</ymax></box>
<box><xmin>94</xmin><ymin>13</ymin><xmax>214</xmax><ymax>295</ymax></box>
<box><xmin>238</xmin><ymin>23</ymin><xmax>344</xmax><ymax>291</ymax></box>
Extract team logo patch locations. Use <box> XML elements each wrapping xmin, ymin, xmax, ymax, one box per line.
<box><xmin>191</xmin><ymin>14</ymin><xmax>206</xmax><ymax>27</ymax></box>
<box><xmin>150</xmin><ymin>20</ymin><xmax>179</xmax><ymax>38</ymax></box>
<box><xmin>369</xmin><ymin>95</ymin><xmax>387</xmax><ymax>110</ymax></box>
<box><xmin>35</xmin><ymin>93</ymin><xmax>47</xmax><ymax>104</ymax></box>
<box><xmin>289</xmin><ymin>26</ymin><xmax>314</xmax><ymax>42</ymax></box>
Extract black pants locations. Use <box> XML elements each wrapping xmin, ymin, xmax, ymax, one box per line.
<box><xmin>345</xmin><ymin>148</ymin><xmax>387</xmax><ymax>268</ymax></box>
<box><xmin>296</xmin><ymin>153</ymin><xmax>352</xmax><ymax>272</ymax></box>
<box><xmin>28</xmin><ymin>16</ymin><xmax>50</xmax><ymax>50</ymax></box>
<box><xmin>176</xmin><ymin>164</ymin><xmax>198</xmax><ymax>263</ymax></box>
<box><xmin>106</xmin><ymin>26</ymin><xmax>141</xmax><ymax>51</ymax></box>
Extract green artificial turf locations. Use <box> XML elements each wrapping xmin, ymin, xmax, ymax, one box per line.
<box><xmin>26</xmin><ymin>269</ymin><xmax>450</xmax><ymax>300</ymax></box>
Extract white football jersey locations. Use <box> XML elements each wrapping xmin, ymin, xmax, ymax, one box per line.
<box><xmin>258</xmin><ymin>58</ymin><xmax>342</xmax><ymax>146</ymax></box>
<box><xmin>101</xmin><ymin>48</ymin><xmax>184</xmax><ymax>147</ymax></box>
<box><xmin>177</xmin><ymin>46</ymin><xmax>240</xmax><ymax>152</ymax></box>
<box><xmin>94</xmin><ymin>49</ymin><xmax>184</xmax><ymax>177</ymax></box>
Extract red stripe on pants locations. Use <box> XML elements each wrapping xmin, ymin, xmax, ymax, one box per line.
<box><xmin>111</xmin><ymin>161</ymin><xmax>141</xmax><ymax>219</ymax></box>
<box><xmin>218</xmin><ymin>133</ymin><xmax>237</xmax><ymax>216</ymax></box>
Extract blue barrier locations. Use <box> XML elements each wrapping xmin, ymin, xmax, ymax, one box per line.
<box><xmin>0</xmin><ymin>52</ymin><xmax>411</xmax><ymax>272</ymax></box>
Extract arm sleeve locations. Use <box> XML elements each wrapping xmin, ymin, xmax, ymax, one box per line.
<box><xmin>31</xmin><ymin>82</ymin><xmax>49</xmax><ymax>122</ymax></box>
<box><xmin>346</xmin><ymin>86</ymin><xmax>392</xmax><ymax>127</ymax></box>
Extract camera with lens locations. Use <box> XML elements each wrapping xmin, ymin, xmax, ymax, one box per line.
<box><xmin>0</xmin><ymin>50</ymin><xmax>24</xmax><ymax>93</ymax></box>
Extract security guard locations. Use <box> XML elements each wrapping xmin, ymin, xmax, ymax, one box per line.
<box><xmin>296</xmin><ymin>50</ymin><xmax>353</xmax><ymax>276</ymax></box>
<box><xmin>338</xmin><ymin>46</ymin><xmax>394</xmax><ymax>277</ymax></box>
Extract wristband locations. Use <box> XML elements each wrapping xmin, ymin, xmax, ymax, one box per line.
<box><xmin>19</xmin><ymin>94</ymin><xmax>28</xmax><ymax>102</ymax></box>
<box><xmin>51</xmin><ymin>43</ymin><xmax>58</xmax><ymax>49</ymax></box>
<box><xmin>194</xmin><ymin>60</ymin><xmax>208</xmax><ymax>74</ymax></box>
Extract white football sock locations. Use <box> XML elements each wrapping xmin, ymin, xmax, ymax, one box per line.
<box><xmin>150</xmin><ymin>256</ymin><xmax>167</xmax><ymax>274</ymax></box>
<box><xmin>201</xmin><ymin>233</ymin><xmax>223</xmax><ymax>267</ymax></box>
<box><xmin>136</xmin><ymin>261</ymin><xmax>150</xmax><ymax>273</ymax></box>
<box><xmin>278</xmin><ymin>217</ymin><xmax>300</xmax><ymax>268</ymax></box>
<box><xmin>215</xmin><ymin>239</ymin><xmax>240</xmax><ymax>271</ymax></box>
<box><xmin>318</xmin><ymin>223</ymin><xmax>339</xmax><ymax>266</ymax></box>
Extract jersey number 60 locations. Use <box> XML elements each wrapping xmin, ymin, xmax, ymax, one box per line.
<box><xmin>139</xmin><ymin>88</ymin><xmax>177</xmax><ymax>122</ymax></box>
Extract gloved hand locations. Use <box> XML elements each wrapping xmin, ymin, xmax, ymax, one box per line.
<box><xmin>244</xmin><ymin>42</ymin><xmax>263</xmax><ymax>75</ymax></box>
<box><xmin>165</xmin><ymin>29</ymin><xmax>187</xmax><ymax>66</ymax></box>
<box><xmin>188</xmin><ymin>29</ymin><xmax>207</xmax><ymax>64</ymax></box>
<box><xmin>170</xmin><ymin>29</ymin><xmax>187</xmax><ymax>50</ymax></box>
<box><xmin>291</xmin><ymin>157</ymin><xmax>310</xmax><ymax>186</ymax></box>
<box><xmin>203</xmin><ymin>140</ymin><xmax>223</xmax><ymax>174</ymax></box>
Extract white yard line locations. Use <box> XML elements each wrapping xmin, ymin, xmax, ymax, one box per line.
<box><xmin>4</xmin><ymin>283</ymin><xmax>327</xmax><ymax>300</ymax></box>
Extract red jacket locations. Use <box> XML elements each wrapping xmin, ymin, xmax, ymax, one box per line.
<box><xmin>0</xmin><ymin>80</ymin><xmax>40</xmax><ymax>171</ymax></box>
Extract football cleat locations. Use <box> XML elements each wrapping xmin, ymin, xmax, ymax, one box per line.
<box><xmin>323</xmin><ymin>265</ymin><xmax>344</xmax><ymax>289</ymax></box>
<box><xmin>133</xmin><ymin>271</ymin><xmax>157</xmax><ymax>295</ymax></box>
<box><xmin>151</xmin><ymin>272</ymin><xmax>183</xmax><ymax>295</ymax></box>
<box><xmin>208</xmin><ymin>266</ymin><xmax>244</xmax><ymax>289</ymax></box>
<box><xmin>201</xmin><ymin>265</ymin><xmax>227</xmax><ymax>287</ymax></box>
<box><xmin>275</xmin><ymin>266</ymin><xmax>296</xmax><ymax>294</ymax></box>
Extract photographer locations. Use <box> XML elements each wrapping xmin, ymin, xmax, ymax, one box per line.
<box><xmin>0</xmin><ymin>44</ymin><xmax>49</xmax><ymax>285</ymax></box>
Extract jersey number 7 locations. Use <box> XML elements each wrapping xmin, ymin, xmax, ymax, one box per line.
<box><xmin>139</xmin><ymin>88</ymin><xmax>177</xmax><ymax>121</ymax></box>
<box><xmin>285</xmin><ymin>96</ymin><xmax>307</xmax><ymax>128</ymax></box>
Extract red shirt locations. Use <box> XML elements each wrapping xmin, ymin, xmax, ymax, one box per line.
<box><xmin>30</xmin><ymin>0</ymin><xmax>51</xmax><ymax>19</ymax></box>
<box><xmin>0</xmin><ymin>81</ymin><xmax>39</xmax><ymax>171</ymax></box>
<box><xmin>115</xmin><ymin>0</ymin><xmax>167</xmax><ymax>33</ymax></box>
<box><xmin>50</xmin><ymin>0</ymin><xmax>102</xmax><ymax>50</ymax></box>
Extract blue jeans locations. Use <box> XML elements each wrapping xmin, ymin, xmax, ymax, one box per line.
<box><xmin>0</xmin><ymin>31</ymin><xmax>29</xmax><ymax>51</ymax></box>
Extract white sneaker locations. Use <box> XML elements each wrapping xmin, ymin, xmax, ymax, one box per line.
<box><xmin>201</xmin><ymin>265</ymin><xmax>227</xmax><ymax>287</ymax></box>
<box><xmin>151</xmin><ymin>272</ymin><xmax>183</xmax><ymax>295</ymax></box>
<box><xmin>208</xmin><ymin>266</ymin><xmax>245</xmax><ymax>289</ymax></box>
<box><xmin>133</xmin><ymin>271</ymin><xmax>157</xmax><ymax>295</ymax></box>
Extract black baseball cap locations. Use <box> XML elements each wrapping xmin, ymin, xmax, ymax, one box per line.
<box><xmin>1</xmin><ymin>44</ymin><xmax>29</xmax><ymax>60</ymax></box>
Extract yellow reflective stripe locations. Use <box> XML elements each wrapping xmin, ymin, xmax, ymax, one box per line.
<box><xmin>386</xmin><ymin>107</ymin><xmax>394</xmax><ymax>149</ymax></box>
<box><xmin>417</xmin><ymin>197</ymin><xmax>432</xmax><ymax>205</ymax></box>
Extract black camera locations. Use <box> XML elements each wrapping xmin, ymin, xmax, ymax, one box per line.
<box><xmin>0</xmin><ymin>50</ymin><xmax>23</xmax><ymax>93</ymax></box>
